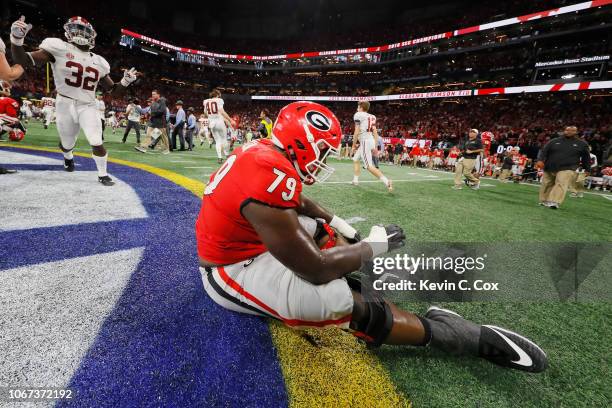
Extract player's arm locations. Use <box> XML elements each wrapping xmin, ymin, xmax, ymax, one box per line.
<box><xmin>352</xmin><ymin>122</ymin><xmax>359</xmax><ymax>151</ymax></box>
<box><xmin>9</xmin><ymin>17</ymin><xmax>53</xmax><ymax>69</ymax></box>
<box><xmin>242</xmin><ymin>202</ymin><xmax>402</xmax><ymax>285</ymax></box>
<box><xmin>219</xmin><ymin>108</ymin><xmax>233</xmax><ymax>128</ymax></box>
<box><xmin>372</xmin><ymin>125</ymin><xmax>379</xmax><ymax>146</ymax></box>
<box><xmin>297</xmin><ymin>195</ymin><xmax>360</xmax><ymax>241</ymax></box>
<box><xmin>0</xmin><ymin>37</ymin><xmax>24</xmax><ymax>80</ymax></box>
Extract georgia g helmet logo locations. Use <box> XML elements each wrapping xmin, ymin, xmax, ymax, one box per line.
<box><xmin>305</xmin><ymin>111</ymin><xmax>331</xmax><ymax>131</ymax></box>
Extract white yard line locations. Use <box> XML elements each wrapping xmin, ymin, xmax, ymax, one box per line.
<box><xmin>184</xmin><ymin>166</ymin><xmax>212</xmax><ymax>169</ymax></box>
<box><xmin>324</xmin><ymin>178</ymin><xmax>454</xmax><ymax>184</ymax></box>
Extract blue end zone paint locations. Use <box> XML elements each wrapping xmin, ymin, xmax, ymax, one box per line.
<box><xmin>0</xmin><ymin>148</ymin><xmax>289</xmax><ymax>407</ymax></box>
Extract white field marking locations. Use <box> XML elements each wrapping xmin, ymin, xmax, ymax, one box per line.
<box><xmin>407</xmin><ymin>172</ymin><xmax>418</xmax><ymax>175</ymax></box>
<box><xmin>324</xmin><ymin>178</ymin><xmax>453</xmax><ymax>184</ymax></box>
<box><xmin>480</xmin><ymin>183</ymin><xmax>496</xmax><ymax>187</ymax></box>
<box><xmin>169</xmin><ymin>160</ymin><xmax>196</xmax><ymax>163</ymax></box>
<box><xmin>423</xmin><ymin>175</ymin><xmax>439</xmax><ymax>178</ymax></box>
<box><xmin>185</xmin><ymin>166</ymin><xmax>212</xmax><ymax>169</ymax></box>
<box><xmin>488</xmin><ymin>177</ymin><xmax>612</xmax><ymax>198</ymax></box>
<box><xmin>1</xmin><ymin>169</ymin><xmax>147</xmax><ymax>231</ymax></box>
<box><xmin>0</xmin><ymin>248</ymin><xmax>144</xmax><ymax>394</ymax></box>
<box><xmin>0</xmin><ymin>149</ymin><xmax>63</xmax><ymax>165</ymax></box>
<box><xmin>345</xmin><ymin>216</ymin><xmax>367</xmax><ymax>224</ymax></box>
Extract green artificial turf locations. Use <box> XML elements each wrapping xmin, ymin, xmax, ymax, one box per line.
<box><xmin>6</xmin><ymin>122</ymin><xmax>611</xmax><ymax>407</ymax></box>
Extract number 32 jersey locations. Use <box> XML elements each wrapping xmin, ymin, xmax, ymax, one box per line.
<box><xmin>196</xmin><ymin>139</ymin><xmax>303</xmax><ymax>265</ymax></box>
<box><xmin>39</xmin><ymin>38</ymin><xmax>110</xmax><ymax>103</ymax></box>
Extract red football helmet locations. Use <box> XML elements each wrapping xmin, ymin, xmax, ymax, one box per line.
<box><xmin>64</xmin><ymin>16</ymin><xmax>96</xmax><ymax>49</ymax></box>
<box><xmin>0</xmin><ymin>80</ymin><xmax>11</xmax><ymax>97</ymax></box>
<box><xmin>272</xmin><ymin>101</ymin><xmax>341</xmax><ymax>184</ymax></box>
<box><xmin>9</xmin><ymin>128</ymin><xmax>25</xmax><ymax>142</ymax></box>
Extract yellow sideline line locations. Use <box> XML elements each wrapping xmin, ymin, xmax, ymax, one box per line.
<box><xmin>2</xmin><ymin>144</ymin><xmax>408</xmax><ymax>408</ymax></box>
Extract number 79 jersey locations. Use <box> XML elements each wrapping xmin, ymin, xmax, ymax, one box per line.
<box><xmin>39</xmin><ymin>38</ymin><xmax>110</xmax><ymax>103</ymax></box>
<box><xmin>196</xmin><ymin>139</ymin><xmax>303</xmax><ymax>265</ymax></box>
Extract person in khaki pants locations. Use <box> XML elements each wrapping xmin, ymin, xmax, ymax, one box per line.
<box><xmin>536</xmin><ymin>126</ymin><xmax>591</xmax><ymax>209</ymax></box>
<box><xmin>453</xmin><ymin>129</ymin><xmax>483</xmax><ymax>190</ymax></box>
<box><xmin>569</xmin><ymin>147</ymin><xmax>597</xmax><ymax>198</ymax></box>
<box><xmin>135</xmin><ymin>90</ymin><xmax>170</xmax><ymax>154</ymax></box>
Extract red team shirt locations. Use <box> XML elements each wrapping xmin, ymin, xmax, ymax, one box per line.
<box><xmin>0</xmin><ymin>97</ymin><xmax>19</xmax><ymax>124</ymax></box>
<box><xmin>196</xmin><ymin>139</ymin><xmax>303</xmax><ymax>265</ymax></box>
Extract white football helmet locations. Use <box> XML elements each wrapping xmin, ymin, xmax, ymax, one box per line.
<box><xmin>64</xmin><ymin>16</ymin><xmax>96</xmax><ymax>49</ymax></box>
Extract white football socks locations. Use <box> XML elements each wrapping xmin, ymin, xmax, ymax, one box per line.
<box><xmin>63</xmin><ymin>151</ymin><xmax>74</xmax><ymax>160</ymax></box>
<box><xmin>353</xmin><ymin>175</ymin><xmax>359</xmax><ymax>183</ymax></box>
<box><xmin>93</xmin><ymin>153</ymin><xmax>108</xmax><ymax>177</ymax></box>
<box><xmin>380</xmin><ymin>175</ymin><xmax>389</xmax><ymax>187</ymax></box>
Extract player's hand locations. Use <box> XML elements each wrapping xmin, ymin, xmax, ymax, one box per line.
<box><xmin>120</xmin><ymin>67</ymin><xmax>138</xmax><ymax>87</ymax></box>
<box><xmin>363</xmin><ymin>224</ymin><xmax>406</xmax><ymax>257</ymax></box>
<box><xmin>0</xmin><ymin>36</ymin><xmax>5</xmax><ymax>54</ymax></box>
<box><xmin>329</xmin><ymin>215</ymin><xmax>360</xmax><ymax>242</ymax></box>
<box><xmin>535</xmin><ymin>161</ymin><xmax>545</xmax><ymax>170</ymax></box>
<box><xmin>10</xmin><ymin>16</ymin><xmax>32</xmax><ymax>46</ymax></box>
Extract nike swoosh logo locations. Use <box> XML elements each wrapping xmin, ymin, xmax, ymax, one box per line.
<box><xmin>487</xmin><ymin>326</ymin><xmax>533</xmax><ymax>367</ymax></box>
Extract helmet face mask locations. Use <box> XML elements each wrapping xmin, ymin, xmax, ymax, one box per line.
<box><xmin>64</xmin><ymin>17</ymin><xmax>96</xmax><ymax>49</ymax></box>
<box><xmin>272</xmin><ymin>102</ymin><xmax>342</xmax><ymax>185</ymax></box>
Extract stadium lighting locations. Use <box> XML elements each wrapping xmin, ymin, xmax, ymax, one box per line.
<box><xmin>562</xmin><ymin>74</ymin><xmax>576</xmax><ymax>79</ymax></box>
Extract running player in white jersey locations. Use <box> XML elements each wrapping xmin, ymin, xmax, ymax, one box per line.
<box><xmin>41</xmin><ymin>94</ymin><xmax>56</xmax><ymax>129</ymax></box>
<box><xmin>197</xmin><ymin>114</ymin><xmax>212</xmax><ymax>147</ymax></box>
<box><xmin>10</xmin><ymin>15</ymin><xmax>139</xmax><ymax>186</ymax></box>
<box><xmin>203</xmin><ymin>88</ymin><xmax>233</xmax><ymax>164</ymax></box>
<box><xmin>107</xmin><ymin>110</ymin><xmax>118</xmax><ymax>134</ymax></box>
<box><xmin>351</xmin><ymin>101</ymin><xmax>392</xmax><ymax>192</ymax></box>
<box><xmin>20</xmin><ymin>99</ymin><xmax>32</xmax><ymax>123</ymax></box>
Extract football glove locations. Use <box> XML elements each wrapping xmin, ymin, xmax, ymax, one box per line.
<box><xmin>120</xmin><ymin>67</ymin><xmax>138</xmax><ymax>87</ymax></box>
<box><xmin>363</xmin><ymin>224</ymin><xmax>406</xmax><ymax>257</ymax></box>
<box><xmin>10</xmin><ymin>16</ymin><xmax>32</xmax><ymax>47</ymax></box>
<box><xmin>329</xmin><ymin>215</ymin><xmax>360</xmax><ymax>242</ymax></box>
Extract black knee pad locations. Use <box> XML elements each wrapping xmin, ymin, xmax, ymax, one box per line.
<box><xmin>351</xmin><ymin>297</ymin><xmax>393</xmax><ymax>348</ymax></box>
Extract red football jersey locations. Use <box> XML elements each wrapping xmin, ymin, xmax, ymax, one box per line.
<box><xmin>0</xmin><ymin>97</ymin><xmax>19</xmax><ymax>124</ymax></box>
<box><xmin>196</xmin><ymin>139</ymin><xmax>303</xmax><ymax>265</ymax></box>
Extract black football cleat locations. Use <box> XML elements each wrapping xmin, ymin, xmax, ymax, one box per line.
<box><xmin>425</xmin><ymin>307</ymin><xmax>547</xmax><ymax>373</ymax></box>
<box><xmin>98</xmin><ymin>175</ymin><xmax>115</xmax><ymax>186</ymax></box>
<box><xmin>64</xmin><ymin>158</ymin><xmax>75</xmax><ymax>172</ymax></box>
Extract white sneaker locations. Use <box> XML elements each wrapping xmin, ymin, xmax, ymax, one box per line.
<box><xmin>352</xmin><ymin>180</ymin><xmax>359</xmax><ymax>186</ymax></box>
<box><xmin>545</xmin><ymin>202</ymin><xmax>559</xmax><ymax>209</ymax></box>
<box><xmin>577</xmin><ymin>193</ymin><xmax>584</xmax><ymax>198</ymax></box>
<box><xmin>387</xmin><ymin>179</ymin><xmax>393</xmax><ymax>193</ymax></box>
<box><xmin>471</xmin><ymin>182</ymin><xmax>480</xmax><ymax>190</ymax></box>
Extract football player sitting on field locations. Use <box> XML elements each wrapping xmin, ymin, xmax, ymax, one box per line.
<box><xmin>196</xmin><ymin>101</ymin><xmax>548</xmax><ymax>373</ymax></box>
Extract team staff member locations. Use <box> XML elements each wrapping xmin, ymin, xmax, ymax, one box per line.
<box><xmin>122</xmin><ymin>99</ymin><xmax>142</xmax><ymax>144</ymax></box>
<box><xmin>499</xmin><ymin>151</ymin><xmax>514</xmax><ymax>181</ymax></box>
<box><xmin>453</xmin><ymin>129</ymin><xmax>482</xmax><ymax>190</ymax></box>
<box><xmin>536</xmin><ymin>126</ymin><xmax>591</xmax><ymax>209</ymax></box>
<box><xmin>257</xmin><ymin>109</ymin><xmax>273</xmax><ymax>139</ymax></box>
<box><xmin>569</xmin><ymin>146</ymin><xmax>598</xmax><ymax>198</ymax></box>
<box><xmin>0</xmin><ymin>36</ymin><xmax>23</xmax><ymax>80</ymax></box>
<box><xmin>185</xmin><ymin>107</ymin><xmax>196</xmax><ymax>151</ymax></box>
<box><xmin>135</xmin><ymin>90</ymin><xmax>170</xmax><ymax>154</ymax></box>
<box><xmin>171</xmin><ymin>100</ymin><xmax>186</xmax><ymax>151</ymax></box>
